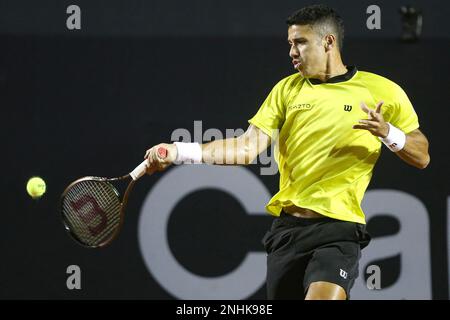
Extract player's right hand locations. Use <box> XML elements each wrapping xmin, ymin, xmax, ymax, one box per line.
<box><xmin>144</xmin><ymin>143</ymin><xmax>178</xmax><ymax>174</ymax></box>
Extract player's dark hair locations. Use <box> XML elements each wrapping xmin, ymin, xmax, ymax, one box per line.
<box><xmin>286</xmin><ymin>4</ymin><xmax>345</xmax><ymax>50</ymax></box>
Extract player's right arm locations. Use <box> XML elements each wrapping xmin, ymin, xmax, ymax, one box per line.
<box><xmin>144</xmin><ymin>124</ymin><xmax>271</xmax><ymax>172</ymax></box>
<box><xmin>201</xmin><ymin>124</ymin><xmax>271</xmax><ymax>165</ymax></box>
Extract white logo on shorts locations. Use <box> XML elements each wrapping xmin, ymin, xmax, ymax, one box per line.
<box><xmin>340</xmin><ymin>269</ymin><xmax>348</xmax><ymax>279</ymax></box>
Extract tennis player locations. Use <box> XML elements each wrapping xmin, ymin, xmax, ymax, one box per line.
<box><xmin>144</xmin><ymin>4</ymin><xmax>430</xmax><ymax>300</ymax></box>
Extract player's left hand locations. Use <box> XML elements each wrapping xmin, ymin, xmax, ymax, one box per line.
<box><xmin>352</xmin><ymin>101</ymin><xmax>389</xmax><ymax>138</ymax></box>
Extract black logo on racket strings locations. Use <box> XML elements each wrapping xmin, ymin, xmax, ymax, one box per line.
<box><xmin>71</xmin><ymin>195</ymin><xmax>108</xmax><ymax>236</ymax></box>
<box><xmin>344</xmin><ymin>105</ymin><xmax>352</xmax><ymax>112</ymax></box>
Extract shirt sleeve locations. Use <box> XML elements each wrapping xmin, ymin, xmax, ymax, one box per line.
<box><xmin>384</xmin><ymin>84</ymin><xmax>420</xmax><ymax>134</ymax></box>
<box><xmin>248</xmin><ymin>78</ymin><xmax>288</xmax><ymax>138</ymax></box>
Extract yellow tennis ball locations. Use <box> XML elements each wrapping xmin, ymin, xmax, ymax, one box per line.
<box><xmin>26</xmin><ymin>176</ymin><xmax>46</xmax><ymax>199</ymax></box>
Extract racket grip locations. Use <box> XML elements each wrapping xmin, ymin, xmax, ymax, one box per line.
<box><xmin>157</xmin><ymin>147</ymin><xmax>168</xmax><ymax>159</ymax></box>
<box><xmin>130</xmin><ymin>160</ymin><xmax>148</xmax><ymax>181</ymax></box>
<box><xmin>130</xmin><ymin>147</ymin><xmax>167</xmax><ymax>180</ymax></box>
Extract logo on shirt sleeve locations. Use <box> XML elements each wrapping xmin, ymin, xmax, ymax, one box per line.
<box><xmin>344</xmin><ymin>105</ymin><xmax>353</xmax><ymax>112</ymax></box>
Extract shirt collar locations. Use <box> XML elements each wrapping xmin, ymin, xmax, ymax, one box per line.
<box><xmin>308</xmin><ymin>66</ymin><xmax>357</xmax><ymax>85</ymax></box>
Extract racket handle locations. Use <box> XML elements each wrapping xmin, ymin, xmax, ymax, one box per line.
<box><xmin>130</xmin><ymin>160</ymin><xmax>148</xmax><ymax>181</ymax></box>
<box><xmin>130</xmin><ymin>147</ymin><xmax>168</xmax><ymax>180</ymax></box>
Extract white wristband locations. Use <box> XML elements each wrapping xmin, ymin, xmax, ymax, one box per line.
<box><xmin>379</xmin><ymin>123</ymin><xmax>406</xmax><ymax>152</ymax></box>
<box><xmin>174</xmin><ymin>142</ymin><xmax>202</xmax><ymax>164</ymax></box>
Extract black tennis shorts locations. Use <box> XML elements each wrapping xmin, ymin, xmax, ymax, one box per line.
<box><xmin>262</xmin><ymin>211</ymin><xmax>371</xmax><ymax>299</ymax></box>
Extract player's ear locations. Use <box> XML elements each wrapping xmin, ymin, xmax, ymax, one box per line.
<box><xmin>324</xmin><ymin>34</ymin><xmax>334</xmax><ymax>51</ymax></box>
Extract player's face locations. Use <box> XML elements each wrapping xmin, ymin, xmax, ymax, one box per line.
<box><xmin>288</xmin><ymin>24</ymin><xmax>327</xmax><ymax>78</ymax></box>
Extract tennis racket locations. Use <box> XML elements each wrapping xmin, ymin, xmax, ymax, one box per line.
<box><xmin>61</xmin><ymin>147</ymin><xmax>168</xmax><ymax>248</ymax></box>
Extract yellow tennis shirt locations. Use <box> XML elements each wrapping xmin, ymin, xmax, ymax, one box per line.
<box><xmin>248</xmin><ymin>67</ymin><xmax>419</xmax><ymax>224</ymax></box>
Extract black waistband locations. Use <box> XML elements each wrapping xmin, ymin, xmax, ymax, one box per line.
<box><xmin>279</xmin><ymin>211</ymin><xmax>334</xmax><ymax>226</ymax></box>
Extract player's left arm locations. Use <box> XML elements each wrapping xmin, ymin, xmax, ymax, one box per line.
<box><xmin>391</xmin><ymin>128</ymin><xmax>430</xmax><ymax>169</ymax></box>
<box><xmin>353</xmin><ymin>101</ymin><xmax>430</xmax><ymax>169</ymax></box>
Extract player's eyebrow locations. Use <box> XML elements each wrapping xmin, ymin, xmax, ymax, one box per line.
<box><xmin>287</xmin><ymin>37</ymin><xmax>308</xmax><ymax>43</ymax></box>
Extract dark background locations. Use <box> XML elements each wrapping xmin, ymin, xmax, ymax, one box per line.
<box><xmin>1</xmin><ymin>0</ymin><xmax>449</xmax><ymax>299</ymax></box>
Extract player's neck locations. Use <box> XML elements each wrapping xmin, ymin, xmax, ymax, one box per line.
<box><xmin>316</xmin><ymin>55</ymin><xmax>347</xmax><ymax>82</ymax></box>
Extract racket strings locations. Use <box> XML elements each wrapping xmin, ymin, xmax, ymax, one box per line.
<box><xmin>64</xmin><ymin>181</ymin><xmax>120</xmax><ymax>245</ymax></box>
<box><xmin>72</xmin><ymin>181</ymin><xmax>121</xmax><ymax>241</ymax></box>
<box><xmin>62</xmin><ymin>180</ymin><xmax>121</xmax><ymax>246</ymax></box>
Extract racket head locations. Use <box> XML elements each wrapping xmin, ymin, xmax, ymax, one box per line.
<box><xmin>61</xmin><ymin>176</ymin><xmax>129</xmax><ymax>248</ymax></box>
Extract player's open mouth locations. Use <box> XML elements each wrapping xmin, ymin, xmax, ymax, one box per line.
<box><xmin>292</xmin><ymin>60</ymin><xmax>301</xmax><ymax>69</ymax></box>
